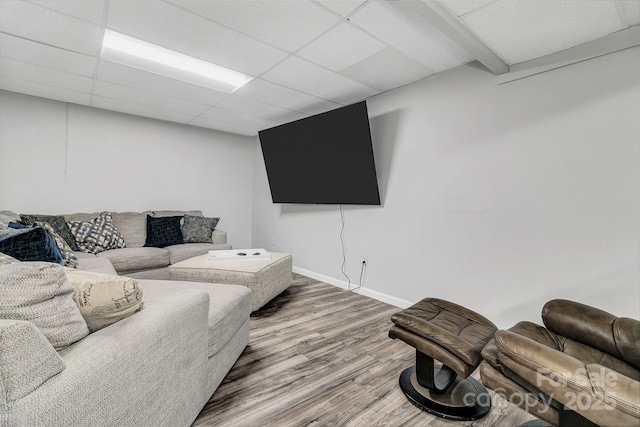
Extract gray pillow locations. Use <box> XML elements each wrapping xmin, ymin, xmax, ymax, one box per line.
<box><xmin>181</xmin><ymin>214</ymin><xmax>219</xmax><ymax>244</ymax></box>
<box><xmin>20</xmin><ymin>214</ymin><xmax>80</xmax><ymax>251</ymax></box>
<box><xmin>0</xmin><ymin>262</ymin><xmax>89</xmax><ymax>349</ymax></box>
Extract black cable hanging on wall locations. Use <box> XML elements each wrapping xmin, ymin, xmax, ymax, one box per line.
<box><xmin>339</xmin><ymin>204</ymin><xmax>352</xmax><ymax>290</ymax></box>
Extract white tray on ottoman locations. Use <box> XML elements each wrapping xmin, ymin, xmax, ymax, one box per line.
<box><xmin>169</xmin><ymin>252</ymin><xmax>292</xmax><ymax>312</ymax></box>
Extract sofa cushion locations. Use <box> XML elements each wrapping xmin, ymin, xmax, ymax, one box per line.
<box><xmin>145</xmin><ymin>215</ymin><xmax>184</xmax><ymax>248</ymax></box>
<box><xmin>151</xmin><ymin>210</ymin><xmax>203</xmax><ymax>218</ymax></box>
<box><xmin>20</xmin><ymin>213</ymin><xmax>80</xmax><ymax>251</ymax></box>
<box><xmin>65</xmin><ymin>269</ymin><xmax>145</xmax><ymax>332</ymax></box>
<box><xmin>97</xmin><ymin>247</ymin><xmax>169</xmax><ymax>272</ymax></box>
<box><xmin>0</xmin><ymin>262</ymin><xmax>89</xmax><ymax>349</ymax></box>
<box><xmin>0</xmin><ymin>210</ymin><xmax>20</xmax><ymax>225</ymax></box>
<box><xmin>64</xmin><ymin>212</ymin><xmax>102</xmax><ymax>222</ymax></box>
<box><xmin>182</xmin><ymin>215</ymin><xmax>219</xmax><ymax>244</ymax></box>
<box><xmin>68</xmin><ymin>213</ymin><xmax>126</xmax><ymax>254</ymax></box>
<box><xmin>140</xmin><ymin>279</ymin><xmax>252</xmax><ymax>357</ymax></box>
<box><xmin>0</xmin><ymin>223</ymin><xmax>63</xmax><ymax>264</ymax></box>
<box><xmin>0</xmin><ymin>251</ymin><xmax>20</xmax><ymax>263</ymax></box>
<box><xmin>111</xmin><ymin>212</ymin><xmax>147</xmax><ymax>248</ymax></box>
<box><xmin>165</xmin><ymin>243</ymin><xmax>218</xmax><ymax>265</ymax></box>
<box><xmin>77</xmin><ymin>257</ymin><xmax>118</xmax><ymax>275</ymax></box>
<box><xmin>0</xmin><ymin>319</ymin><xmax>66</xmax><ymax>402</ymax></box>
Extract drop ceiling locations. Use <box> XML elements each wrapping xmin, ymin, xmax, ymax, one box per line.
<box><xmin>0</xmin><ymin>0</ymin><xmax>638</xmax><ymax>136</ymax></box>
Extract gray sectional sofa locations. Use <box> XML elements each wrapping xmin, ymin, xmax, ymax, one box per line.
<box><xmin>0</xmin><ymin>252</ymin><xmax>252</xmax><ymax>427</ymax></box>
<box><xmin>0</xmin><ymin>210</ymin><xmax>252</xmax><ymax>426</ymax></box>
<box><xmin>0</xmin><ymin>209</ymin><xmax>231</xmax><ymax>278</ymax></box>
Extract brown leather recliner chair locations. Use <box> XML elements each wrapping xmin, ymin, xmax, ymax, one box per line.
<box><xmin>480</xmin><ymin>299</ymin><xmax>640</xmax><ymax>427</ymax></box>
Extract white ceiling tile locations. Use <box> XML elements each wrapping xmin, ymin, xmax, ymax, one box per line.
<box><xmin>297</xmin><ymin>23</ymin><xmax>386</xmax><ymax>72</ymax></box>
<box><xmin>188</xmin><ymin>116</ymin><xmax>257</xmax><ymax>136</ymax></box>
<box><xmin>31</xmin><ymin>0</ymin><xmax>106</xmax><ymax>25</ymax></box>
<box><xmin>233</xmin><ymin>78</ymin><xmax>341</xmax><ymax>114</ymax></box>
<box><xmin>0</xmin><ymin>34</ymin><xmax>96</xmax><ymax>77</ymax></box>
<box><xmin>437</xmin><ymin>0</ymin><xmax>498</xmax><ymax>17</ymax></box>
<box><xmin>200</xmin><ymin>106</ymin><xmax>283</xmax><ymax>131</ymax></box>
<box><xmin>349</xmin><ymin>1</ymin><xmax>471</xmax><ymax>72</ymax></box>
<box><xmin>261</xmin><ymin>56</ymin><xmax>378</xmax><ymax>104</ymax></box>
<box><xmin>314</xmin><ymin>0</ymin><xmax>366</xmax><ymax>17</ymax></box>
<box><xmin>298</xmin><ymin>101</ymin><xmax>348</xmax><ymax>117</ymax></box>
<box><xmin>463</xmin><ymin>0</ymin><xmax>624</xmax><ymax>65</ymax></box>
<box><xmin>0</xmin><ymin>76</ymin><xmax>91</xmax><ymax>106</ymax></box>
<box><xmin>91</xmin><ymin>95</ymin><xmax>195</xmax><ymax>124</ymax></box>
<box><xmin>217</xmin><ymin>96</ymin><xmax>307</xmax><ymax>123</ymax></box>
<box><xmin>0</xmin><ymin>58</ymin><xmax>94</xmax><ymax>93</ymax></box>
<box><xmin>107</xmin><ymin>0</ymin><xmax>288</xmax><ymax>76</ymax></box>
<box><xmin>93</xmin><ymin>81</ymin><xmax>210</xmax><ymax>116</ymax></box>
<box><xmin>167</xmin><ymin>0</ymin><xmax>340</xmax><ymax>52</ymax></box>
<box><xmin>96</xmin><ymin>61</ymin><xmax>229</xmax><ymax>106</ymax></box>
<box><xmin>0</xmin><ymin>1</ymin><xmax>102</xmax><ymax>55</ymax></box>
<box><xmin>620</xmin><ymin>0</ymin><xmax>640</xmax><ymax>26</ymax></box>
<box><xmin>340</xmin><ymin>47</ymin><xmax>434</xmax><ymax>91</ymax></box>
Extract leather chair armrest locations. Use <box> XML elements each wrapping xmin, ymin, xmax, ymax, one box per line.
<box><xmin>494</xmin><ymin>330</ymin><xmax>591</xmax><ymax>392</ymax></box>
<box><xmin>496</xmin><ymin>330</ymin><xmax>640</xmax><ymax>426</ymax></box>
<box><xmin>588</xmin><ymin>364</ymin><xmax>640</xmax><ymax>419</ymax></box>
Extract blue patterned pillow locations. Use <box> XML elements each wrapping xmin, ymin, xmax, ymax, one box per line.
<box><xmin>144</xmin><ymin>215</ymin><xmax>184</xmax><ymax>248</ymax></box>
<box><xmin>0</xmin><ymin>223</ymin><xmax>63</xmax><ymax>264</ymax></box>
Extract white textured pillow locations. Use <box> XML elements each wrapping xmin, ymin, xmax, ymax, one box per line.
<box><xmin>0</xmin><ymin>262</ymin><xmax>89</xmax><ymax>349</ymax></box>
<box><xmin>64</xmin><ymin>269</ymin><xmax>144</xmax><ymax>332</ymax></box>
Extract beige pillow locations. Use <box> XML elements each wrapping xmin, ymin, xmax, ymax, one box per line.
<box><xmin>64</xmin><ymin>269</ymin><xmax>144</xmax><ymax>332</ymax></box>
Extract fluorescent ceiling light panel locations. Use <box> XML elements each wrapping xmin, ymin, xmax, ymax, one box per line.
<box><xmin>101</xmin><ymin>29</ymin><xmax>253</xmax><ymax>93</ymax></box>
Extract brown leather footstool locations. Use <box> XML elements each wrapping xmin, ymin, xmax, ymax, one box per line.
<box><xmin>389</xmin><ymin>298</ymin><xmax>497</xmax><ymax>420</ymax></box>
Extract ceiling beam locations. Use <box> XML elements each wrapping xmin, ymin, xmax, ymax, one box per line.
<box><xmin>497</xmin><ymin>25</ymin><xmax>640</xmax><ymax>84</ymax></box>
<box><xmin>382</xmin><ymin>0</ymin><xmax>509</xmax><ymax>75</ymax></box>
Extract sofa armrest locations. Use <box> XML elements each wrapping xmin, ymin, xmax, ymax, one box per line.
<box><xmin>212</xmin><ymin>229</ymin><xmax>227</xmax><ymax>245</ymax></box>
<box><xmin>9</xmin><ymin>289</ymin><xmax>210</xmax><ymax>427</ymax></box>
<box><xmin>0</xmin><ymin>319</ymin><xmax>65</xmax><ymax>403</ymax></box>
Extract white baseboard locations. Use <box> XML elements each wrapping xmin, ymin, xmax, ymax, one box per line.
<box><xmin>292</xmin><ymin>266</ymin><xmax>413</xmax><ymax>309</ymax></box>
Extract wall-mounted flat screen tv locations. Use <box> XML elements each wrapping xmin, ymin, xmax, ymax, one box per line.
<box><xmin>258</xmin><ymin>101</ymin><xmax>380</xmax><ymax>205</ymax></box>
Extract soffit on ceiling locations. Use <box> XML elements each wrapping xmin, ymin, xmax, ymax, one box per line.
<box><xmin>0</xmin><ymin>0</ymin><xmax>638</xmax><ymax>137</ymax></box>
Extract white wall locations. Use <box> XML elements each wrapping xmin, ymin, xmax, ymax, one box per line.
<box><xmin>0</xmin><ymin>91</ymin><xmax>255</xmax><ymax>248</ymax></box>
<box><xmin>252</xmin><ymin>47</ymin><xmax>640</xmax><ymax>328</ymax></box>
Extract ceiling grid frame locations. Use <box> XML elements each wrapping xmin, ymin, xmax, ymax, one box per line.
<box><xmin>0</xmin><ymin>0</ymin><xmax>638</xmax><ymax>136</ymax></box>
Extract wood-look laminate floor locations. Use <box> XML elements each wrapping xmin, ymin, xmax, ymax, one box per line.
<box><xmin>192</xmin><ymin>273</ymin><xmax>538</xmax><ymax>427</ymax></box>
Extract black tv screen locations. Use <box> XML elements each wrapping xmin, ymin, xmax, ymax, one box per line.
<box><xmin>258</xmin><ymin>101</ymin><xmax>380</xmax><ymax>205</ymax></box>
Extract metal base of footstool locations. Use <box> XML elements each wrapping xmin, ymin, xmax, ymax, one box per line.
<box><xmin>398</xmin><ymin>351</ymin><xmax>492</xmax><ymax>421</ymax></box>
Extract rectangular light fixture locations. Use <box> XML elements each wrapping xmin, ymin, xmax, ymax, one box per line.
<box><xmin>101</xmin><ymin>29</ymin><xmax>253</xmax><ymax>93</ymax></box>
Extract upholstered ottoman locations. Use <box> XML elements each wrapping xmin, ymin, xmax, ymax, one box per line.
<box><xmin>169</xmin><ymin>252</ymin><xmax>292</xmax><ymax>311</ymax></box>
<box><xmin>389</xmin><ymin>298</ymin><xmax>497</xmax><ymax>420</ymax></box>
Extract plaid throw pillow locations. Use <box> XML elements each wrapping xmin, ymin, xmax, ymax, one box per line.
<box><xmin>68</xmin><ymin>213</ymin><xmax>126</xmax><ymax>254</ymax></box>
<box><xmin>144</xmin><ymin>215</ymin><xmax>184</xmax><ymax>248</ymax></box>
<box><xmin>34</xmin><ymin>221</ymin><xmax>79</xmax><ymax>268</ymax></box>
